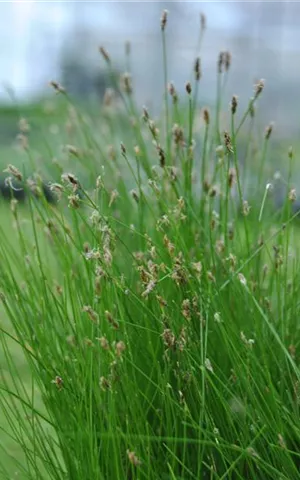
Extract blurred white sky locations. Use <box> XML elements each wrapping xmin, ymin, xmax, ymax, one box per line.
<box><xmin>2</xmin><ymin>1</ymin><xmax>300</xmax><ymax>134</ymax></box>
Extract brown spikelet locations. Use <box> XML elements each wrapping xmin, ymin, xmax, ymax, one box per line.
<box><xmin>99</xmin><ymin>46</ymin><xmax>110</xmax><ymax>63</ymax></box>
<box><xmin>157</xmin><ymin>146</ymin><xmax>166</xmax><ymax>168</ymax></box>
<box><xmin>185</xmin><ymin>82</ymin><xmax>192</xmax><ymax>95</ymax></box>
<box><xmin>265</xmin><ymin>122</ymin><xmax>273</xmax><ymax>140</ymax></box>
<box><xmin>224</xmin><ymin>131</ymin><xmax>233</xmax><ymax>153</ymax></box>
<box><xmin>194</xmin><ymin>57</ymin><xmax>201</xmax><ymax>81</ymax></box>
<box><xmin>161</xmin><ymin>10</ymin><xmax>168</xmax><ymax>31</ymax></box>
<box><xmin>49</xmin><ymin>80</ymin><xmax>65</xmax><ymax>94</ymax></box>
<box><xmin>120</xmin><ymin>143</ymin><xmax>126</xmax><ymax>155</ymax></box>
<box><xmin>168</xmin><ymin>82</ymin><xmax>178</xmax><ymax>103</ymax></box>
<box><xmin>203</xmin><ymin>108</ymin><xmax>210</xmax><ymax>126</ymax></box>
<box><xmin>231</xmin><ymin>95</ymin><xmax>238</xmax><ymax>115</ymax></box>
<box><xmin>224</xmin><ymin>51</ymin><xmax>231</xmax><ymax>71</ymax></box>
<box><xmin>200</xmin><ymin>13</ymin><xmax>206</xmax><ymax>31</ymax></box>
<box><xmin>218</xmin><ymin>52</ymin><xmax>224</xmax><ymax>74</ymax></box>
<box><xmin>120</xmin><ymin>72</ymin><xmax>132</xmax><ymax>94</ymax></box>
<box><xmin>254</xmin><ymin>79</ymin><xmax>265</xmax><ymax>98</ymax></box>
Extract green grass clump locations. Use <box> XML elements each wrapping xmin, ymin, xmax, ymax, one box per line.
<box><xmin>1</xmin><ymin>9</ymin><xmax>300</xmax><ymax>480</ymax></box>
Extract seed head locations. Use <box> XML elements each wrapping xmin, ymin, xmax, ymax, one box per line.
<box><xmin>224</xmin><ymin>51</ymin><xmax>231</xmax><ymax>71</ymax></box>
<box><xmin>289</xmin><ymin>188</ymin><xmax>297</xmax><ymax>203</ymax></box>
<box><xmin>49</xmin><ymin>80</ymin><xmax>65</xmax><ymax>94</ymax></box>
<box><xmin>203</xmin><ymin>108</ymin><xmax>210</xmax><ymax>126</ymax></box>
<box><xmin>205</xmin><ymin>358</ymin><xmax>214</xmax><ymax>373</ymax></box>
<box><xmin>168</xmin><ymin>82</ymin><xmax>178</xmax><ymax>103</ymax></box>
<box><xmin>157</xmin><ymin>145</ymin><xmax>166</xmax><ymax>168</ymax></box>
<box><xmin>254</xmin><ymin>79</ymin><xmax>265</xmax><ymax>98</ymax></box>
<box><xmin>100</xmin><ymin>376</ymin><xmax>111</xmax><ymax>391</ymax></box>
<box><xmin>228</xmin><ymin>168</ymin><xmax>236</xmax><ymax>188</ymax></box>
<box><xmin>194</xmin><ymin>57</ymin><xmax>201</xmax><ymax>81</ymax></box>
<box><xmin>105</xmin><ymin>310</ymin><xmax>119</xmax><ymax>330</ymax></box>
<box><xmin>3</xmin><ymin>164</ymin><xmax>22</xmax><ymax>182</ymax></box>
<box><xmin>224</xmin><ymin>131</ymin><xmax>233</xmax><ymax>153</ymax></box>
<box><xmin>120</xmin><ymin>72</ymin><xmax>132</xmax><ymax>94</ymax></box>
<box><xmin>161</xmin><ymin>10</ymin><xmax>168</xmax><ymax>31</ymax></box>
<box><xmin>120</xmin><ymin>142</ymin><xmax>126</xmax><ymax>155</ymax></box>
<box><xmin>185</xmin><ymin>82</ymin><xmax>192</xmax><ymax>95</ymax></box>
<box><xmin>200</xmin><ymin>13</ymin><xmax>206</xmax><ymax>31</ymax></box>
<box><xmin>130</xmin><ymin>189</ymin><xmax>139</xmax><ymax>203</ymax></box>
<box><xmin>115</xmin><ymin>340</ymin><xmax>126</xmax><ymax>357</ymax></box>
<box><xmin>16</xmin><ymin>133</ymin><xmax>28</xmax><ymax>150</ymax></box>
<box><xmin>127</xmin><ymin>449</ymin><xmax>141</xmax><ymax>467</ymax></box>
<box><xmin>51</xmin><ymin>375</ymin><xmax>63</xmax><ymax>390</ymax></box>
<box><xmin>99</xmin><ymin>46</ymin><xmax>110</xmax><ymax>63</ymax></box>
<box><xmin>172</xmin><ymin>124</ymin><xmax>185</xmax><ymax>147</ymax></box>
<box><xmin>19</xmin><ymin>117</ymin><xmax>30</xmax><ymax>133</ymax></box>
<box><xmin>82</xmin><ymin>305</ymin><xmax>98</xmax><ymax>323</ymax></box>
<box><xmin>265</xmin><ymin>122</ymin><xmax>274</xmax><ymax>140</ymax></box>
<box><xmin>231</xmin><ymin>95</ymin><xmax>238</xmax><ymax>115</ymax></box>
<box><xmin>162</xmin><ymin>328</ymin><xmax>176</xmax><ymax>349</ymax></box>
<box><xmin>242</xmin><ymin>200</ymin><xmax>251</xmax><ymax>216</ymax></box>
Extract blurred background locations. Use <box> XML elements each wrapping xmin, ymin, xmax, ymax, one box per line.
<box><xmin>1</xmin><ymin>1</ymin><xmax>300</xmax><ymax>136</ymax></box>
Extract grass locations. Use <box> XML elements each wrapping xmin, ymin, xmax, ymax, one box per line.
<box><xmin>1</xmin><ymin>9</ymin><xmax>300</xmax><ymax>479</ymax></box>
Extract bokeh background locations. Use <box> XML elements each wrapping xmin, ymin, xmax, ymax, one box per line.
<box><xmin>1</xmin><ymin>1</ymin><xmax>300</xmax><ymax>137</ymax></box>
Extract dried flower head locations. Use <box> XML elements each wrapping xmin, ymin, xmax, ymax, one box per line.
<box><xmin>100</xmin><ymin>376</ymin><xmax>111</xmax><ymax>391</ymax></box>
<box><xmin>224</xmin><ymin>131</ymin><xmax>233</xmax><ymax>153</ymax></box>
<box><xmin>254</xmin><ymin>79</ymin><xmax>265</xmax><ymax>98</ymax></box>
<box><xmin>231</xmin><ymin>95</ymin><xmax>238</xmax><ymax>115</ymax></box>
<box><xmin>127</xmin><ymin>449</ymin><xmax>141</xmax><ymax>467</ymax></box>
<box><xmin>289</xmin><ymin>188</ymin><xmax>297</xmax><ymax>203</ymax></box>
<box><xmin>205</xmin><ymin>358</ymin><xmax>214</xmax><ymax>373</ymax></box>
<box><xmin>49</xmin><ymin>80</ymin><xmax>65</xmax><ymax>94</ymax></box>
<box><xmin>96</xmin><ymin>336</ymin><xmax>110</xmax><ymax>350</ymax></box>
<box><xmin>105</xmin><ymin>310</ymin><xmax>119</xmax><ymax>329</ymax></box>
<box><xmin>83</xmin><ymin>305</ymin><xmax>98</xmax><ymax>323</ymax></box>
<box><xmin>115</xmin><ymin>340</ymin><xmax>126</xmax><ymax>357</ymax></box>
<box><xmin>120</xmin><ymin>72</ymin><xmax>132</xmax><ymax>94</ymax></box>
<box><xmin>168</xmin><ymin>82</ymin><xmax>178</xmax><ymax>103</ymax></box>
<box><xmin>99</xmin><ymin>46</ymin><xmax>110</xmax><ymax>63</ymax></box>
<box><xmin>265</xmin><ymin>122</ymin><xmax>274</xmax><ymax>140</ymax></box>
<box><xmin>228</xmin><ymin>168</ymin><xmax>236</xmax><ymax>188</ymax></box>
<box><xmin>16</xmin><ymin>133</ymin><xmax>29</xmax><ymax>150</ymax></box>
<box><xmin>103</xmin><ymin>88</ymin><xmax>115</xmax><ymax>107</ymax></box>
<box><xmin>218</xmin><ymin>51</ymin><xmax>231</xmax><ymax>73</ymax></box>
<box><xmin>51</xmin><ymin>375</ymin><xmax>63</xmax><ymax>390</ymax></box>
<box><xmin>109</xmin><ymin>189</ymin><xmax>119</xmax><ymax>208</ymax></box>
<box><xmin>224</xmin><ymin>51</ymin><xmax>231</xmax><ymax>71</ymax></box>
<box><xmin>242</xmin><ymin>200</ymin><xmax>251</xmax><ymax>216</ymax></box>
<box><xmin>157</xmin><ymin>145</ymin><xmax>166</xmax><ymax>167</ymax></box>
<box><xmin>185</xmin><ymin>82</ymin><xmax>192</xmax><ymax>95</ymax></box>
<box><xmin>19</xmin><ymin>117</ymin><xmax>30</xmax><ymax>133</ymax></box>
<box><xmin>172</xmin><ymin>124</ymin><xmax>185</xmax><ymax>147</ymax></box>
<box><xmin>200</xmin><ymin>13</ymin><xmax>206</xmax><ymax>31</ymax></box>
<box><xmin>194</xmin><ymin>57</ymin><xmax>201</xmax><ymax>81</ymax></box>
<box><xmin>162</xmin><ymin>328</ymin><xmax>176</xmax><ymax>349</ymax></box>
<box><xmin>141</xmin><ymin>280</ymin><xmax>156</xmax><ymax>298</ymax></box>
<box><xmin>130</xmin><ymin>189</ymin><xmax>139</xmax><ymax>203</ymax></box>
<box><xmin>203</xmin><ymin>108</ymin><xmax>210</xmax><ymax>126</ymax></box>
<box><xmin>161</xmin><ymin>9</ymin><xmax>168</xmax><ymax>31</ymax></box>
<box><xmin>61</xmin><ymin>172</ymin><xmax>80</xmax><ymax>191</ymax></box>
<box><xmin>182</xmin><ymin>299</ymin><xmax>191</xmax><ymax>320</ymax></box>
<box><xmin>68</xmin><ymin>194</ymin><xmax>80</xmax><ymax>209</ymax></box>
<box><xmin>4</xmin><ymin>164</ymin><xmax>23</xmax><ymax>182</ymax></box>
